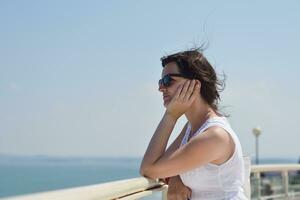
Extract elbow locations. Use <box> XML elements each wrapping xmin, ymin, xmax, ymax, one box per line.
<box><xmin>139</xmin><ymin>165</ymin><xmax>149</xmax><ymax>177</ymax></box>
<box><xmin>139</xmin><ymin>166</ymin><xmax>145</xmax><ymax>176</ymax></box>
<box><xmin>139</xmin><ymin>165</ymin><xmax>157</xmax><ymax>180</ymax></box>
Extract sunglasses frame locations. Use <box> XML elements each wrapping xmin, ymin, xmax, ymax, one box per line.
<box><xmin>158</xmin><ymin>73</ymin><xmax>193</xmax><ymax>87</ymax></box>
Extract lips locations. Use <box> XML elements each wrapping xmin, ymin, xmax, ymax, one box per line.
<box><xmin>163</xmin><ymin>95</ymin><xmax>170</xmax><ymax>100</ymax></box>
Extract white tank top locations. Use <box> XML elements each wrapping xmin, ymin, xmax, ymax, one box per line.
<box><xmin>179</xmin><ymin>116</ymin><xmax>247</xmax><ymax>200</ymax></box>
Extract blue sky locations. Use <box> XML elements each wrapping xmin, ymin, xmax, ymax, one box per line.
<box><xmin>0</xmin><ymin>0</ymin><xmax>299</xmax><ymax>159</ymax></box>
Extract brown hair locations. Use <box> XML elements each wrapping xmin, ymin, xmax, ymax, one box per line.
<box><xmin>160</xmin><ymin>47</ymin><xmax>226</xmax><ymax>112</ymax></box>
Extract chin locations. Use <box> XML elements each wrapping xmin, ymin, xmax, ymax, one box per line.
<box><xmin>163</xmin><ymin>100</ymin><xmax>169</xmax><ymax>107</ymax></box>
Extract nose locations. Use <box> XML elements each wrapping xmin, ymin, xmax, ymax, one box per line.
<box><xmin>158</xmin><ymin>83</ymin><xmax>167</xmax><ymax>92</ymax></box>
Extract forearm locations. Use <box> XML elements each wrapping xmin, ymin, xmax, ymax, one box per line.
<box><xmin>140</xmin><ymin>111</ymin><xmax>177</xmax><ymax>171</ymax></box>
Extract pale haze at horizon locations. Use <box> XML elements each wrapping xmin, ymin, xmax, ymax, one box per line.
<box><xmin>0</xmin><ymin>1</ymin><xmax>299</xmax><ymax>159</ymax></box>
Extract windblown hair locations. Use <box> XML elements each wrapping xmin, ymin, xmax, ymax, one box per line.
<box><xmin>160</xmin><ymin>47</ymin><xmax>226</xmax><ymax>112</ymax></box>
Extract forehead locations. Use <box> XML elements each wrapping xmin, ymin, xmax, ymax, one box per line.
<box><xmin>161</xmin><ymin>62</ymin><xmax>180</xmax><ymax>77</ymax></box>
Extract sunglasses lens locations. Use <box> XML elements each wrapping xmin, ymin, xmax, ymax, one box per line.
<box><xmin>163</xmin><ymin>76</ymin><xmax>170</xmax><ymax>86</ymax></box>
<box><xmin>159</xmin><ymin>75</ymin><xmax>177</xmax><ymax>87</ymax></box>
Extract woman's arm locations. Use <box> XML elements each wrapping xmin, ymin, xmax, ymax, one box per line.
<box><xmin>140</xmin><ymin>125</ymin><xmax>229</xmax><ymax>179</ymax></box>
<box><xmin>139</xmin><ymin>80</ymin><xmax>200</xmax><ymax>179</ymax></box>
<box><xmin>163</xmin><ymin>122</ymin><xmax>188</xmax><ymax>159</ymax></box>
<box><xmin>158</xmin><ymin>123</ymin><xmax>192</xmax><ymax>200</ymax></box>
<box><xmin>139</xmin><ymin>79</ymin><xmax>194</xmax><ymax>174</ymax></box>
<box><xmin>141</xmin><ymin>121</ymin><xmax>192</xmax><ymax>200</ymax></box>
<box><xmin>158</xmin><ymin>122</ymin><xmax>188</xmax><ymax>183</ymax></box>
<box><xmin>139</xmin><ymin>112</ymin><xmax>178</xmax><ymax>178</ymax></box>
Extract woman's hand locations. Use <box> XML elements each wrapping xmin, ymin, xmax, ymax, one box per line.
<box><xmin>166</xmin><ymin>79</ymin><xmax>200</xmax><ymax>120</ymax></box>
<box><xmin>167</xmin><ymin>176</ymin><xmax>192</xmax><ymax>200</ymax></box>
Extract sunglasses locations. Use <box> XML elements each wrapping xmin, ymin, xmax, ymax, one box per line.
<box><xmin>158</xmin><ymin>73</ymin><xmax>192</xmax><ymax>87</ymax></box>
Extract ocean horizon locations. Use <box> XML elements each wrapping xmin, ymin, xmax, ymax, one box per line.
<box><xmin>0</xmin><ymin>154</ymin><xmax>299</xmax><ymax>198</ymax></box>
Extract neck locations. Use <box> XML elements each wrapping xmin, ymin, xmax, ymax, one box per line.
<box><xmin>184</xmin><ymin>98</ymin><xmax>219</xmax><ymax>134</ymax></box>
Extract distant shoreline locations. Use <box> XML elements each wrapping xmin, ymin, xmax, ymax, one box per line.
<box><xmin>0</xmin><ymin>153</ymin><xmax>298</xmax><ymax>164</ymax></box>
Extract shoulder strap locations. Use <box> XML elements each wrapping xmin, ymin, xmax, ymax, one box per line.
<box><xmin>180</xmin><ymin>123</ymin><xmax>191</xmax><ymax>146</ymax></box>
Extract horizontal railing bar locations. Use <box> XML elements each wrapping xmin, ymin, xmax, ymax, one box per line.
<box><xmin>251</xmin><ymin>164</ymin><xmax>300</xmax><ymax>173</ymax></box>
<box><xmin>119</xmin><ymin>185</ymin><xmax>168</xmax><ymax>200</ymax></box>
<box><xmin>291</xmin><ymin>191</ymin><xmax>300</xmax><ymax>195</ymax></box>
<box><xmin>0</xmin><ymin>177</ymin><xmax>165</xmax><ymax>200</ymax></box>
<box><xmin>260</xmin><ymin>193</ymin><xmax>285</xmax><ymax>199</ymax></box>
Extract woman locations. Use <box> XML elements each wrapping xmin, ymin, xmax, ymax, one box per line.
<box><xmin>139</xmin><ymin>48</ymin><xmax>246</xmax><ymax>200</ymax></box>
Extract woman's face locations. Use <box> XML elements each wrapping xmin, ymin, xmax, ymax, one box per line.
<box><xmin>158</xmin><ymin>62</ymin><xmax>187</xmax><ymax>107</ymax></box>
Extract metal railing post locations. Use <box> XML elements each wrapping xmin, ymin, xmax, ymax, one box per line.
<box><xmin>254</xmin><ymin>172</ymin><xmax>261</xmax><ymax>199</ymax></box>
<box><xmin>282</xmin><ymin>170</ymin><xmax>289</xmax><ymax>198</ymax></box>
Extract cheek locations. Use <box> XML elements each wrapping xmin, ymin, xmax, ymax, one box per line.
<box><xmin>171</xmin><ymin>82</ymin><xmax>183</xmax><ymax>93</ymax></box>
<box><xmin>168</xmin><ymin>89</ymin><xmax>176</xmax><ymax>97</ymax></box>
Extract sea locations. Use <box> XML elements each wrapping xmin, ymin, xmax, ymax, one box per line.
<box><xmin>0</xmin><ymin>154</ymin><xmax>298</xmax><ymax>199</ymax></box>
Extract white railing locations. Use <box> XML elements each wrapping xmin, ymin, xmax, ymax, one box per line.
<box><xmin>251</xmin><ymin>164</ymin><xmax>300</xmax><ymax>199</ymax></box>
<box><xmin>1</xmin><ymin>164</ymin><xmax>300</xmax><ymax>200</ymax></box>
<box><xmin>0</xmin><ymin>177</ymin><xmax>168</xmax><ymax>200</ymax></box>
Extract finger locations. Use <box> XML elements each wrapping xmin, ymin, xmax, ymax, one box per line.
<box><xmin>188</xmin><ymin>81</ymin><xmax>200</xmax><ymax>101</ymax></box>
<box><xmin>174</xmin><ymin>83</ymin><xmax>184</xmax><ymax>99</ymax></box>
<box><xmin>182</xmin><ymin>192</ymin><xmax>188</xmax><ymax>200</ymax></box>
<box><xmin>188</xmin><ymin>192</ymin><xmax>191</xmax><ymax>199</ymax></box>
<box><xmin>185</xmin><ymin>194</ymin><xmax>190</xmax><ymax>200</ymax></box>
<box><xmin>184</xmin><ymin>189</ymin><xmax>191</xmax><ymax>200</ymax></box>
<box><xmin>179</xmin><ymin>80</ymin><xmax>191</xmax><ymax>99</ymax></box>
<box><xmin>187</xmin><ymin>86</ymin><xmax>198</xmax><ymax>104</ymax></box>
<box><xmin>188</xmin><ymin>187</ymin><xmax>192</xmax><ymax>199</ymax></box>
<box><xmin>183</xmin><ymin>80</ymin><xmax>196</xmax><ymax>101</ymax></box>
<box><xmin>183</xmin><ymin>193</ymin><xmax>189</xmax><ymax>200</ymax></box>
